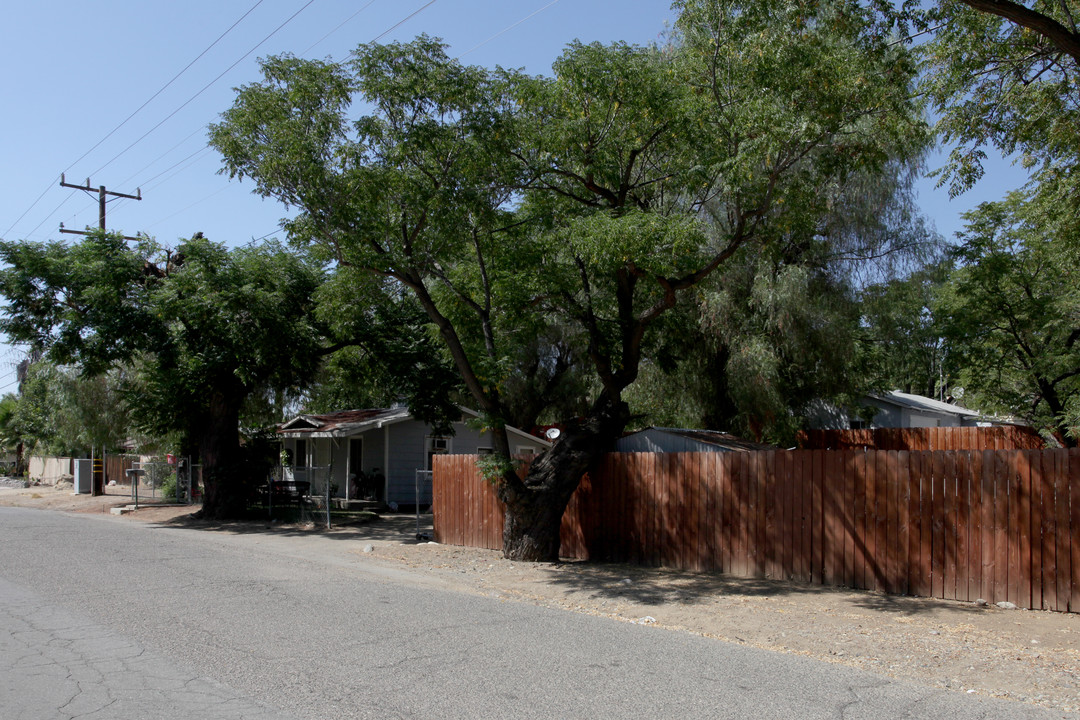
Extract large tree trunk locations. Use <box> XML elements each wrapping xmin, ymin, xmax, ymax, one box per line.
<box><xmin>195</xmin><ymin>389</ymin><xmax>247</xmax><ymax>520</ymax></box>
<box><xmin>498</xmin><ymin>396</ymin><xmax>630</xmax><ymax>561</ymax></box>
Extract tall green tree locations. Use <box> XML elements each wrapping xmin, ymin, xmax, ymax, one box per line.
<box><xmin>7</xmin><ymin>362</ymin><xmax>132</xmax><ymax>457</ymax></box>
<box><xmin>937</xmin><ymin>192</ymin><xmax>1080</xmax><ymax>443</ymax></box>
<box><xmin>857</xmin><ymin>260</ymin><xmax>954</xmax><ymax>400</ymax></box>
<box><xmin>0</xmin><ymin>231</ymin><xmax>328</xmax><ymax>517</ymax></box>
<box><xmin>211</xmin><ymin>2</ymin><xmax>926</xmax><ymax>560</ymax></box>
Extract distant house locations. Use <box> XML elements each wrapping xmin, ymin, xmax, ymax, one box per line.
<box><xmin>616</xmin><ymin>427</ymin><xmax>775</xmax><ymax>453</ymax></box>
<box><xmin>277</xmin><ymin>407</ymin><xmax>549</xmax><ymax>507</ymax></box>
<box><xmin>808</xmin><ymin>390</ymin><xmax>1001</xmax><ymax>430</ymax></box>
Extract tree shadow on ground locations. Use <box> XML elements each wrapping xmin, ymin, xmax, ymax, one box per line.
<box><xmin>530</xmin><ymin>558</ymin><xmax>988</xmax><ymax>618</ymax></box>
<box><xmin>141</xmin><ymin>507</ymin><xmax>435</xmax><ymax>544</ymax></box>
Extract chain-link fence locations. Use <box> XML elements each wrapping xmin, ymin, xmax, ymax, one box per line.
<box><xmin>124</xmin><ymin>456</ymin><xmax>202</xmax><ymax>505</ymax></box>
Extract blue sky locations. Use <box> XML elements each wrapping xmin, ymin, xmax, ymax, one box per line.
<box><xmin>0</xmin><ymin>0</ymin><xmax>1024</xmax><ymax>393</ymax></box>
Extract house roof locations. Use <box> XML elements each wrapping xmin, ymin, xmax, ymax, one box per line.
<box><xmin>868</xmin><ymin>391</ymin><xmax>984</xmax><ymax>419</ymax></box>
<box><xmin>279</xmin><ymin>407</ymin><xmax>411</xmax><ymax>436</ymax></box>
<box><xmin>633</xmin><ymin>427</ymin><xmax>776</xmax><ymax>452</ymax></box>
<box><xmin>278</xmin><ymin>406</ymin><xmax>550</xmax><ymax>446</ymax></box>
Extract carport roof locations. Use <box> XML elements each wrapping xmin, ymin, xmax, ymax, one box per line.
<box><xmin>278</xmin><ymin>408</ymin><xmax>411</xmax><ymax>437</ymax></box>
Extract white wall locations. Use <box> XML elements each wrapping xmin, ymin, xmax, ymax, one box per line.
<box><xmin>28</xmin><ymin>456</ymin><xmax>74</xmax><ymax>485</ymax></box>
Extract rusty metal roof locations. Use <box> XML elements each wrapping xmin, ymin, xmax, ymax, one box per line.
<box><xmin>278</xmin><ymin>408</ymin><xmax>409</xmax><ymax>436</ymax></box>
<box><xmin>645</xmin><ymin>427</ymin><xmax>776</xmax><ymax>451</ymax></box>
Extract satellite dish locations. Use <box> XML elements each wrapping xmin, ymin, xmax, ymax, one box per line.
<box><xmin>544</xmin><ymin>428</ymin><xmax>562</xmax><ymax>441</ymax></box>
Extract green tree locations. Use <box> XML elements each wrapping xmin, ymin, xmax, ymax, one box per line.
<box><xmin>922</xmin><ymin>1</ymin><xmax>1080</xmax><ymax>196</ymax></box>
<box><xmin>936</xmin><ymin>192</ymin><xmax>1080</xmax><ymax>443</ymax></box>
<box><xmin>857</xmin><ymin>260</ymin><xmax>954</xmax><ymax>400</ymax></box>
<box><xmin>0</xmin><ymin>393</ymin><xmax>25</xmax><ymax>475</ymax></box>
<box><xmin>0</xmin><ymin>231</ymin><xmax>328</xmax><ymax>517</ymax></box>
<box><xmin>211</xmin><ymin>2</ymin><xmax>926</xmax><ymax>560</ymax></box>
<box><xmin>8</xmin><ymin>362</ymin><xmax>131</xmax><ymax>457</ymax></box>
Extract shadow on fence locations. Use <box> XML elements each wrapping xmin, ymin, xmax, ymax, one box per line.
<box><xmin>433</xmin><ymin>448</ymin><xmax>1080</xmax><ymax>613</ymax></box>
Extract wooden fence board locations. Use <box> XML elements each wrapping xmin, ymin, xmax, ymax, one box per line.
<box><xmin>885</xmin><ymin>451</ymin><xmax>899</xmax><ymax>594</ymax></box>
<box><xmin>789</xmin><ymin>451</ymin><xmax>802</xmax><ymax>581</ymax></box>
<box><xmin>969</xmin><ymin>452</ymin><xmax>984</xmax><ymax>602</ymax></box>
<box><xmin>955</xmin><ymin>452</ymin><xmax>971</xmax><ymax>602</ymax></box>
<box><xmin>812</xmin><ymin>450</ymin><xmax>824</xmax><ymax>584</ymax></box>
<box><xmin>823</xmin><ymin>451</ymin><xmax>841</xmax><ymax>585</ymax></box>
<box><xmin>1042</xmin><ymin>449</ymin><xmax>1056</xmax><ymax>609</ymax></box>
<box><xmin>865</xmin><ymin>451</ymin><xmax>879</xmax><ymax>591</ymax></box>
<box><xmin>853</xmin><ymin>452</ymin><xmax>867</xmax><ymax>590</ymax></box>
<box><xmin>978</xmin><ymin>450</ymin><xmax>995</xmax><ymax>603</ymax></box>
<box><xmin>1013</xmin><ymin>452</ymin><xmax>1029</xmax><ymax>607</ymax></box>
<box><xmin>732</xmin><ymin>452</ymin><xmax>747</xmax><ymax>577</ymax></box>
<box><xmin>844</xmin><ymin>451</ymin><xmax>857</xmax><ymax>589</ymax></box>
<box><xmin>704</xmin><ymin>453</ymin><xmax>721</xmax><ymax>569</ymax></box>
<box><xmin>1070</xmin><ymin>450</ymin><xmax>1080</xmax><ymax>613</ymax></box>
<box><xmin>1052</xmin><ymin>451</ymin><xmax>1069</xmax><ymax>612</ymax></box>
<box><xmin>994</xmin><ymin>452</ymin><xmax>1010</xmax><ymax>604</ymax></box>
<box><xmin>930</xmin><ymin>452</ymin><xmax>945</xmax><ymax>599</ymax></box>
<box><xmin>907</xmin><ymin>452</ymin><xmax>923</xmax><ymax>596</ymax></box>
<box><xmin>764</xmin><ymin>450</ymin><xmax>779</xmax><ymax>579</ymax></box>
<box><xmin>748</xmin><ymin>452</ymin><xmax>763</xmax><ymax>577</ymax></box>
<box><xmin>1051</xmin><ymin>450</ymin><xmax>1067</xmax><ymax>612</ymax></box>
<box><xmin>1030</xmin><ymin>451</ymin><xmax>1044</xmax><ymax>609</ymax></box>
<box><xmin>896</xmin><ymin>451</ymin><xmax>910</xmax><ymax>596</ymax></box>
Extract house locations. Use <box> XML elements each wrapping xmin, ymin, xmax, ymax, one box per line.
<box><xmin>616</xmin><ymin>427</ymin><xmax>774</xmax><ymax>453</ymax></box>
<box><xmin>277</xmin><ymin>407</ymin><xmax>549</xmax><ymax>507</ymax></box>
<box><xmin>807</xmin><ymin>390</ymin><xmax>1002</xmax><ymax>430</ymax></box>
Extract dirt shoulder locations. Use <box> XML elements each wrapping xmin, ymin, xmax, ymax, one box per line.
<box><xmin>3</xmin><ymin>484</ymin><xmax>1078</xmax><ymax>714</ymax></box>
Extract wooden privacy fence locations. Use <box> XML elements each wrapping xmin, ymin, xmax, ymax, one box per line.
<box><xmin>798</xmin><ymin>425</ymin><xmax>1046</xmax><ymax>451</ymax></box>
<box><xmin>432</xmin><ymin>449</ymin><xmax>1080</xmax><ymax>613</ymax></box>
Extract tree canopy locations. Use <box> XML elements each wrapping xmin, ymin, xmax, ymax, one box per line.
<box><xmin>936</xmin><ymin>192</ymin><xmax>1080</xmax><ymax>443</ymax></box>
<box><xmin>0</xmin><ymin>231</ymin><xmax>328</xmax><ymax>516</ymax></box>
<box><xmin>211</xmin><ymin>0</ymin><xmax>927</xmax><ymax>559</ymax></box>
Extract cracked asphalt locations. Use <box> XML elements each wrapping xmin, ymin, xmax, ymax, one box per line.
<box><xmin>1</xmin><ymin>506</ymin><xmax>1076</xmax><ymax>719</ymax></box>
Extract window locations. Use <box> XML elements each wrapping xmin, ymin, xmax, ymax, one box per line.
<box><xmin>477</xmin><ymin>447</ymin><xmax>494</xmax><ymax>456</ymax></box>
<box><xmin>295</xmin><ymin>439</ymin><xmax>307</xmax><ymax>468</ymax></box>
<box><xmin>426</xmin><ymin>436</ymin><xmax>451</xmax><ymax>470</ymax></box>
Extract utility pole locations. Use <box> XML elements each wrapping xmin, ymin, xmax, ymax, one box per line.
<box><xmin>58</xmin><ymin>173</ymin><xmax>142</xmax><ymax>240</ymax></box>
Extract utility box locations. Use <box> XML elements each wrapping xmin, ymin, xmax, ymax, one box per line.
<box><xmin>74</xmin><ymin>459</ymin><xmax>93</xmax><ymax>494</ymax></box>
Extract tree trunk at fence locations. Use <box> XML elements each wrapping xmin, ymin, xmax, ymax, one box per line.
<box><xmin>498</xmin><ymin>397</ymin><xmax>629</xmax><ymax>561</ymax></box>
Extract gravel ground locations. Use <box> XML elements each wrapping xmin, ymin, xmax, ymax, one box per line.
<box><xmin>3</xmin><ymin>482</ymin><xmax>1078</xmax><ymax>714</ymax></box>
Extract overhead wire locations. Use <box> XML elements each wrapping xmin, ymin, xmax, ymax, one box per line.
<box><xmin>23</xmin><ymin>0</ymin><xmax>558</xmax><ymax>245</ymax></box>
<box><xmin>86</xmin><ymin>0</ymin><xmax>320</xmax><ymax>179</ymax></box>
<box><xmin>457</xmin><ymin>0</ymin><xmax>561</xmax><ymax>59</ymax></box>
<box><xmin>369</xmin><ymin>0</ymin><xmax>439</xmax><ymax>43</ymax></box>
<box><xmin>303</xmin><ymin>0</ymin><xmax>378</xmax><ymax>55</ymax></box>
<box><xmin>71</xmin><ymin>0</ymin><xmax>267</xmax><ymax>176</ymax></box>
<box><xmin>2</xmin><ymin>1</ymin><xmax>266</xmax><ymax>242</ymax></box>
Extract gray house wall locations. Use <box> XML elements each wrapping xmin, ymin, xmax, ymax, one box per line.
<box><xmin>281</xmin><ymin>418</ymin><xmax>547</xmax><ymax>506</ymax></box>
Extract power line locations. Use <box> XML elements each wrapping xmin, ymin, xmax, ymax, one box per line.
<box><xmin>2</xmin><ymin>179</ymin><xmax>57</xmax><ymax>240</ymax></box>
<box><xmin>87</xmin><ymin>0</ymin><xmax>319</xmax><ymax>179</ymax></box>
<box><xmin>22</xmin><ymin>193</ymin><xmax>76</xmax><ymax>241</ymax></box>
<box><xmin>68</xmin><ymin>0</ymin><xmax>267</xmax><ymax>176</ymax></box>
<box><xmin>370</xmin><ymin>0</ymin><xmax>439</xmax><ymax>43</ymax></box>
<box><xmin>457</xmin><ymin>0</ymin><xmax>562</xmax><ymax>59</ymax></box>
<box><xmin>2</xmin><ymin>2</ymin><xmax>265</xmax><ymax>241</ymax></box>
<box><xmin>303</xmin><ymin>1</ymin><xmax>378</xmax><ymax>55</ymax></box>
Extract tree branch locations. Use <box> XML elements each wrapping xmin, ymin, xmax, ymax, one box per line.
<box><xmin>960</xmin><ymin>0</ymin><xmax>1080</xmax><ymax>66</ymax></box>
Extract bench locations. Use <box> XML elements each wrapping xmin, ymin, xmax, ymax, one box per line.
<box><xmin>262</xmin><ymin>480</ymin><xmax>310</xmax><ymax>506</ymax></box>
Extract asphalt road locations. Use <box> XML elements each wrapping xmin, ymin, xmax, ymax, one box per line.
<box><xmin>1</xmin><ymin>507</ymin><xmax>1075</xmax><ymax>720</ymax></box>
